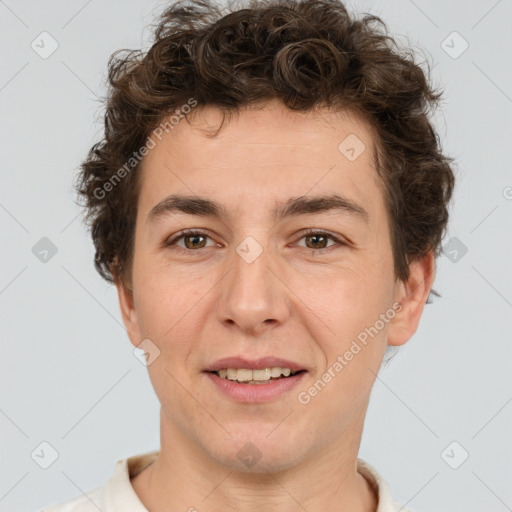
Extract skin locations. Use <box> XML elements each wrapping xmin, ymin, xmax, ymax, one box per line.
<box><xmin>116</xmin><ymin>99</ymin><xmax>435</xmax><ymax>512</ymax></box>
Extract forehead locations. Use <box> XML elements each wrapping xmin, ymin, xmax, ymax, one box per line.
<box><xmin>137</xmin><ymin>101</ymin><xmax>385</xmax><ymax>227</ymax></box>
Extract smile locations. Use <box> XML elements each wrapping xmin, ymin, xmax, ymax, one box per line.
<box><xmin>205</xmin><ymin>369</ymin><xmax>307</xmax><ymax>402</ymax></box>
<box><xmin>212</xmin><ymin>367</ymin><xmax>303</xmax><ymax>384</ymax></box>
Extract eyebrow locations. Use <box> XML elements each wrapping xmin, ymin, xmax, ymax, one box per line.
<box><xmin>147</xmin><ymin>193</ymin><xmax>369</xmax><ymax>225</ymax></box>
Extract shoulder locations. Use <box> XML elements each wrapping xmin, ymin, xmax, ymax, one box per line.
<box><xmin>38</xmin><ymin>485</ymin><xmax>104</xmax><ymax>512</ymax></box>
<box><xmin>357</xmin><ymin>458</ymin><xmax>419</xmax><ymax>512</ymax></box>
<box><xmin>36</xmin><ymin>450</ymin><xmax>158</xmax><ymax>512</ymax></box>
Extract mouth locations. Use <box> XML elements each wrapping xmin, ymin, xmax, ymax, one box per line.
<box><xmin>203</xmin><ymin>357</ymin><xmax>308</xmax><ymax>401</ymax></box>
<box><xmin>207</xmin><ymin>367</ymin><xmax>307</xmax><ymax>385</ymax></box>
<box><xmin>204</xmin><ymin>368</ymin><xmax>307</xmax><ymax>403</ymax></box>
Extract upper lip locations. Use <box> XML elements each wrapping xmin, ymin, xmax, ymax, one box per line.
<box><xmin>204</xmin><ymin>356</ymin><xmax>307</xmax><ymax>373</ymax></box>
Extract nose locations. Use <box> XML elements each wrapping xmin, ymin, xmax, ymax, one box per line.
<box><xmin>215</xmin><ymin>237</ymin><xmax>290</xmax><ymax>336</ymax></box>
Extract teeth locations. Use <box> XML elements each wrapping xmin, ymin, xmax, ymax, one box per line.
<box><xmin>214</xmin><ymin>367</ymin><xmax>298</xmax><ymax>382</ymax></box>
<box><xmin>236</xmin><ymin>369</ymin><xmax>253</xmax><ymax>382</ymax></box>
<box><xmin>270</xmin><ymin>367</ymin><xmax>282</xmax><ymax>378</ymax></box>
<box><xmin>253</xmin><ymin>369</ymin><xmax>271</xmax><ymax>380</ymax></box>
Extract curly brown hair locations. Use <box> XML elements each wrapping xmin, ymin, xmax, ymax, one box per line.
<box><xmin>77</xmin><ymin>0</ymin><xmax>455</xmax><ymax>292</ymax></box>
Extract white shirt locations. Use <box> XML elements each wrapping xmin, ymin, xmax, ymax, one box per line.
<box><xmin>40</xmin><ymin>450</ymin><xmax>412</xmax><ymax>512</ymax></box>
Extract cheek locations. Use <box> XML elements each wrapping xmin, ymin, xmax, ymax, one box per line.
<box><xmin>291</xmin><ymin>253</ymin><xmax>393</xmax><ymax>387</ymax></box>
<box><xmin>295</xmin><ymin>259</ymin><xmax>393</xmax><ymax>339</ymax></box>
<box><xmin>133</xmin><ymin>250</ymin><xmax>208</xmax><ymax>332</ymax></box>
<box><xmin>300</xmin><ymin>279</ymin><xmax>391</xmax><ymax>418</ymax></box>
<box><xmin>133</xmin><ymin>267</ymin><xmax>212</xmax><ymax>372</ymax></box>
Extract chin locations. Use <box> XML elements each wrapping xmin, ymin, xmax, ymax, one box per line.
<box><xmin>204</xmin><ymin>431</ymin><xmax>308</xmax><ymax>474</ymax></box>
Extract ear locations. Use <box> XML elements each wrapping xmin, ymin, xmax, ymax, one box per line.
<box><xmin>115</xmin><ymin>276</ymin><xmax>143</xmax><ymax>349</ymax></box>
<box><xmin>387</xmin><ymin>251</ymin><xmax>436</xmax><ymax>347</ymax></box>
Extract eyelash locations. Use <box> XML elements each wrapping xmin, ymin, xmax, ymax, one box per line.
<box><xmin>164</xmin><ymin>228</ymin><xmax>346</xmax><ymax>254</ymax></box>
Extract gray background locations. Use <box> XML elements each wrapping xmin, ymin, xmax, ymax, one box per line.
<box><xmin>1</xmin><ymin>0</ymin><xmax>511</xmax><ymax>511</ymax></box>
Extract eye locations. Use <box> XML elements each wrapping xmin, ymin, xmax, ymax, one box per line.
<box><xmin>164</xmin><ymin>230</ymin><xmax>216</xmax><ymax>251</ymax></box>
<box><xmin>296</xmin><ymin>229</ymin><xmax>345</xmax><ymax>252</ymax></box>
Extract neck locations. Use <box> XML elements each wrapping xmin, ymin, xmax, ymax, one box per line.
<box><xmin>131</xmin><ymin>408</ymin><xmax>378</xmax><ymax>512</ymax></box>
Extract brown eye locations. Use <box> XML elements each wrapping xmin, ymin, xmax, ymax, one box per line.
<box><xmin>183</xmin><ymin>233</ymin><xmax>207</xmax><ymax>249</ymax></box>
<box><xmin>304</xmin><ymin>233</ymin><xmax>330</xmax><ymax>249</ymax></box>
<box><xmin>297</xmin><ymin>230</ymin><xmax>344</xmax><ymax>251</ymax></box>
<box><xmin>164</xmin><ymin>230</ymin><xmax>214</xmax><ymax>251</ymax></box>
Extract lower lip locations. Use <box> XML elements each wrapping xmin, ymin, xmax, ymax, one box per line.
<box><xmin>204</xmin><ymin>371</ymin><xmax>307</xmax><ymax>403</ymax></box>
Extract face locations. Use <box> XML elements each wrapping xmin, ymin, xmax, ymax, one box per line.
<box><xmin>117</xmin><ymin>99</ymin><xmax>433</xmax><ymax>473</ymax></box>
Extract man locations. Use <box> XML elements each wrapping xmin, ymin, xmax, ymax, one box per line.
<box><xmin>42</xmin><ymin>0</ymin><xmax>455</xmax><ymax>510</ymax></box>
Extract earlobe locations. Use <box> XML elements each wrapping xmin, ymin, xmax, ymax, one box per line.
<box><xmin>114</xmin><ymin>276</ymin><xmax>142</xmax><ymax>349</ymax></box>
<box><xmin>387</xmin><ymin>252</ymin><xmax>436</xmax><ymax>347</ymax></box>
